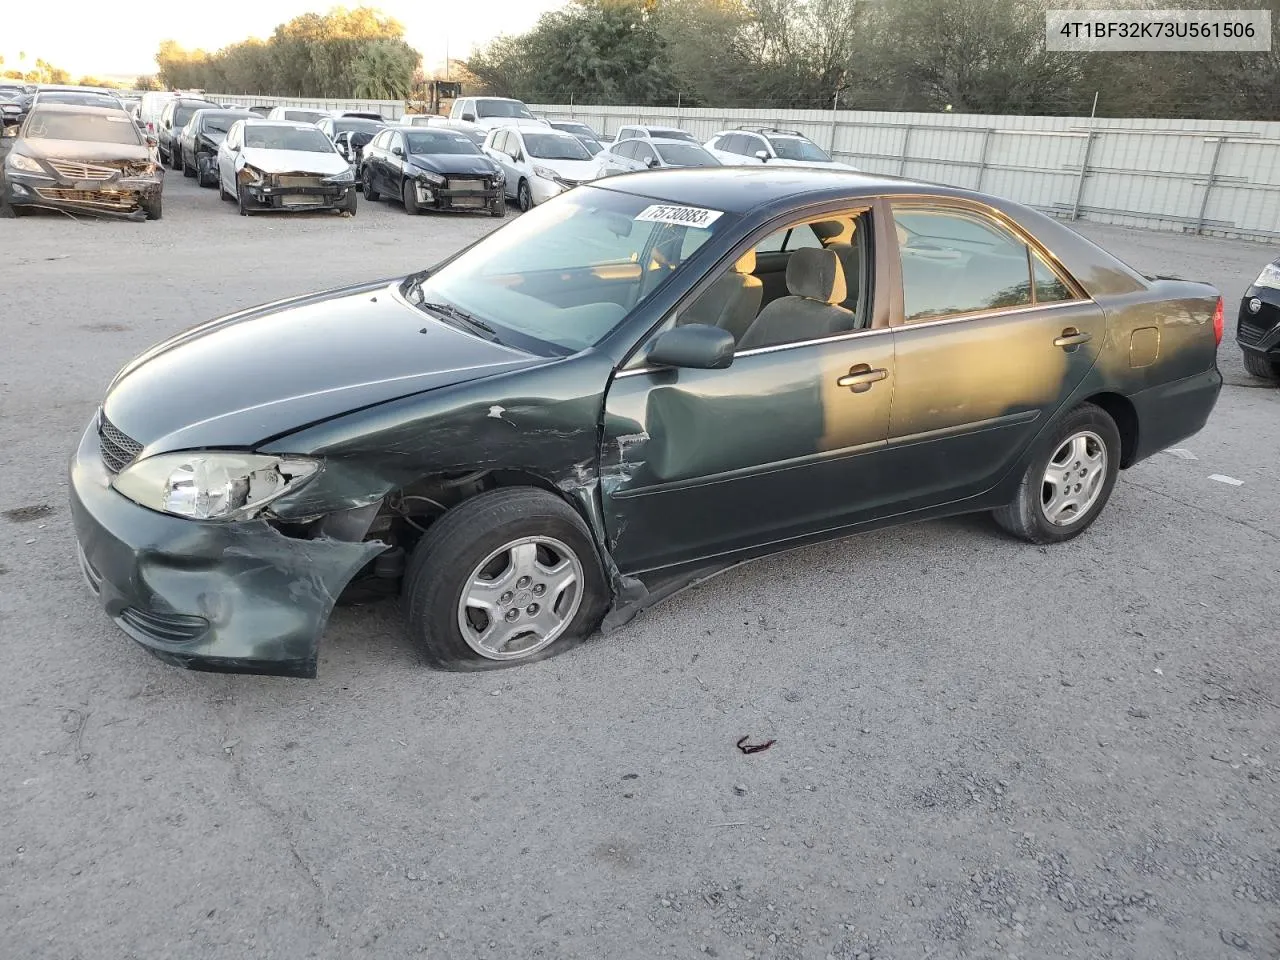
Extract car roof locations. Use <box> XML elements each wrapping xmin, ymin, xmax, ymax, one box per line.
<box><xmin>241</xmin><ymin>118</ymin><xmax>323</xmax><ymax>128</ymax></box>
<box><xmin>588</xmin><ymin>167</ymin><xmax>948</xmax><ymax>214</ymax></box>
<box><xmin>649</xmin><ymin>137</ymin><xmax>704</xmax><ymax>147</ymax></box>
<box><xmin>26</xmin><ymin>102</ymin><xmax>131</xmax><ymax>118</ymax></box>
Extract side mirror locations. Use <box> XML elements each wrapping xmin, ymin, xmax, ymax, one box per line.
<box><xmin>645</xmin><ymin>156</ymin><xmax>660</xmax><ymax>168</ymax></box>
<box><xmin>646</xmin><ymin>324</ymin><xmax>735</xmax><ymax>370</ymax></box>
<box><xmin>145</xmin><ymin>134</ymin><xmax>158</xmax><ymax>148</ymax></box>
<box><xmin>392</xmin><ymin>146</ymin><xmax>404</xmax><ymax>157</ymax></box>
<box><xmin>462</xmin><ymin>113</ymin><xmax>476</xmax><ymax>123</ymax></box>
<box><xmin>754</xmin><ymin>150</ymin><xmax>769</xmax><ymax>162</ymax></box>
<box><xmin>2</xmin><ymin>125</ymin><xmax>17</xmax><ymax>139</ymax></box>
<box><xmin>336</xmin><ymin>143</ymin><xmax>350</xmax><ymax>159</ymax></box>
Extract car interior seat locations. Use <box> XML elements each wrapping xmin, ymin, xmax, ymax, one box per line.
<box><xmin>678</xmin><ymin>249</ymin><xmax>764</xmax><ymax>343</ymax></box>
<box><xmin>810</xmin><ymin>218</ymin><xmax>862</xmax><ymax>315</ymax></box>
<box><xmin>736</xmin><ymin>248</ymin><xmax>855</xmax><ymax>350</ymax></box>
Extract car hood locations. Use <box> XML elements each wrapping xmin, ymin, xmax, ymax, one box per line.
<box><xmin>238</xmin><ymin>146</ymin><xmax>347</xmax><ymax>175</ymax></box>
<box><xmin>474</xmin><ymin>117</ymin><xmax>548</xmax><ymax>130</ymax></box>
<box><xmin>15</xmin><ymin>137</ymin><xmax>149</xmax><ymax>163</ymax></box>
<box><xmin>409</xmin><ymin>154</ymin><xmax>500</xmax><ymax>177</ymax></box>
<box><xmin>200</xmin><ymin>130</ymin><xmax>229</xmax><ymax>145</ymax></box>
<box><xmin>530</xmin><ymin>157</ymin><xmax>598</xmax><ymax>181</ymax></box>
<box><xmin>103</xmin><ymin>281</ymin><xmax>543</xmax><ymax>456</ymax></box>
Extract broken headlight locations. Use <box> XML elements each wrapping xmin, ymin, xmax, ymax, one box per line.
<box><xmin>415</xmin><ymin>169</ymin><xmax>445</xmax><ymax>186</ymax></box>
<box><xmin>321</xmin><ymin>169</ymin><xmax>355</xmax><ymax>184</ymax></box>
<box><xmin>237</xmin><ymin>164</ymin><xmax>266</xmax><ymax>186</ymax></box>
<box><xmin>1253</xmin><ymin>262</ymin><xmax>1280</xmax><ymax>291</ymax></box>
<box><xmin>112</xmin><ymin>453</ymin><xmax>320</xmax><ymax>521</ymax></box>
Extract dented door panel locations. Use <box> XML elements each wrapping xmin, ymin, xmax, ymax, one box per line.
<box><xmin>600</xmin><ymin>333</ymin><xmax>896</xmax><ymax>574</ymax></box>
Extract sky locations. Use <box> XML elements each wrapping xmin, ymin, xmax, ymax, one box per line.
<box><xmin>3</xmin><ymin>0</ymin><xmax>569</xmax><ymax>80</ymax></box>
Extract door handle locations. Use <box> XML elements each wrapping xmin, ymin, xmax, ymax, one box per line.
<box><xmin>1053</xmin><ymin>328</ymin><xmax>1093</xmax><ymax>348</ymax></box>
<box><xmin>836</xmin><ymin>364</ymin><xmax>888</xmax><ymax>393</ymax></box>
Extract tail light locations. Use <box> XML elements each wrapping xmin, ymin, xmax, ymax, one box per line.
<box><xmin>1212</xmin><ymin>296</ymin><xmax>1224</xmax><ymax>346</ymax></box>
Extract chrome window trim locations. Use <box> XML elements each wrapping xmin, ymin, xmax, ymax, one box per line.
<box><xmin>614</xmin><ymin>325</ymin><xmax>891</xmax><ymax>379</ymax></box>
<box><xmin>894</xmin><ymin>297</ymin><xmax>1095</xmax><ymax>333</ymax></box>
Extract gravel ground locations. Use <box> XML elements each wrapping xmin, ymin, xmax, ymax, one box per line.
<box><xmin>2</xmin><ymin>174</ymin><xmax>1278</xmax><ymax>960</ymax></box>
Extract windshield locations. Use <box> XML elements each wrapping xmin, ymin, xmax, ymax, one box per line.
<box><xmin>767</xmin><ymin>136</ymin><xmax>832</xmax><ymax>162</ymax></box>
<box><xmin>577</xmin><ymin>136</ymin><xmax>604</xmax><ymax>156</ymax></box>
<box><xmin>655</xmin><ymin>142</ymin><xmax>718</xmax><ymax>167</ymax></box>
<box><xmin>175</xmin><ymin>102</ymin><xmax>218</xmax><ymax>126</ymax></box>
<box><xmin>523</xmin><ymin>133</ymin><xmax>592</xmax><ymax>161</ymax></box>
<box><xmin>651</xmin><ymin>129</ymin><xmax>697</xmax><ymax>143</ymax></box>
<box><xmin>201</xmin><ymin>112</ymin><xmax>245</xmax><ymax>134</ymax></box>
<box><xmin>244</xmin><ymin>125</ymin><xmax>334</xmax><ymax>152</ymax></box>
<box><xmin>475</xmin><ymin>100</ymin><xmax>534</xmax><ymax>119</ymax></box>
<box><xmin>405</xmin><ymin>131</ymin><xmax>481</xmax><ymax>155</ymax></box>
<box><xmin>555</xmin><ymin>122</ymin><xmax>594</xmax><ymax>138</ymax></box>
<box><xmin>334</xmin><ymin>118</ymin><xmax>384</xmax><ymax>135</ymax></box>
<box><xmin>24</xmin><ymin>108</ymin><xmax>141</xmax><ymax>145</ymax></box>
<box><xmin>405</xmin><ymin>187</ymin><xmax>726</xmax><ymax>354</ymax></box>
<box><xmin>283</xmin><ymin>109</ymin><xmax>327</xmax><ymax>124</ymax></box>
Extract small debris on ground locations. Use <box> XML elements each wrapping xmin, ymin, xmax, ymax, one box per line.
<box><xmin>1208</xmin><ymin>474</ymin><xmax>1244</xmax><ymax>486</ymax></box>
<box><xmin>737</xmin><ymin>736</ymin><xmax>775</xmax><ymax>754</ymax></box>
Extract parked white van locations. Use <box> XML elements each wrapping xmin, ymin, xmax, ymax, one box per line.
<box><xmin>138</xmin><ymin>91</ymin><xmax>177</xmax><ymax>137</ymax></box>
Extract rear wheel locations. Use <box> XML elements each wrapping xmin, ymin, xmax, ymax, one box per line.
<box><xmin>993</xmin><ymin>403</ymin><xmax>1121</xmax><ymax>544</ymax></box>
<box><xmin>402</xmin><ymin>488</ymin><xmax>608</xmax><ymax>671</ymax></box>
<box><xmin>1241</xmin><ymin>350</ymin><xmax>1280</xmax><ymax>380</ymax></box>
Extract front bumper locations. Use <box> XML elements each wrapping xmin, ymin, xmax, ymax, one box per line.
<box><xmin>411</xmin><ymin>176</ymin><xmax>504</xmax><ymax>213</ymax></box>
<box><xmin>1237</xmin><ymin>292</ymin><xmax>1280</xmax><ymax>359</ymax></box>
<box><xmin>530</xmin><ymin>176</ymin><xmax>568</xmax><ymax>205</ymax></box>
<box><xmin>68</xmin><ymin>416</ymin><xmax>385</xmax><ymax>678</ymax></box>
<box><xmin>5</xmin><ymin>167</ymin><xmax>161</xmax><ymax>220</ymax></box>
<box><xmin>242</xmin><ymin>179</ymin><xmax>353</xmax><ymax>211</ymax></box>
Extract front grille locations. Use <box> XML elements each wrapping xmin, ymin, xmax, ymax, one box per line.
<box><xmin>48</xmin><ymin>159</ymin><xmax>119</xmax><ymax>181</ymax></box>
<box><xmin>119</xmin><ymin>608</ymin><xmax>209</xmax><ymax>644</ymax></box>
<box><xmin>98</xmin><ymin>415</ymin><xmax>142</xmax><ymax>473</ymax></box>
<box><xmin>447</xmin><ymin>178</ymin><xmax>486</xmax><ymax>192</ymax></box>
<box><xmin>35</xmin><ymin>187</ymin><xmax>136</xmax><ymax>210</ymax></box>
<box><xmin>1238</xmin><ymin>317</ymin><xmax>1273</xmax><ymax>346</ymax></box>
<box><xmin>275</xmin><ymin>174</ymin><xmax>323</xmax><ymax>189</ymax></box>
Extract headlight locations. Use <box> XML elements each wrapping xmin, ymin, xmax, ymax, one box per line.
<box><xmin>489</xmin><ymin>165</ymin><xmax>505</xmax><ymax>183</ymax></box>
<box><xmin>112</xmin><ymin>452</ymin><xmax>320</xmax><ymax>521</ymax></box>
<box><xmin>7</xmin><ymin>152</ymin><xmax>42</xmax><ymax>173</ymax></box>
<box><xmin>322</xmin><ymin>169</ymin><xmax>355</xmax><ymax>184</ymax></box>
<box><xmin>415</xmin><ymin>169</ymin><xmax>445</xmax><ymax>185</ymax></box>
<box><xmin>1253</xmin><ymin>262</ymin><xmax>1280</xmax><ymax>291</ymax></box>
<box><xmin>532</xmin><ymin>164</ymin><xmax>559</xmax><ymax>182</ymax></box>
<box><xmin>237</xmin><ymin>164</ymin><xmax>266</xmax><ymax>186</ymax></box>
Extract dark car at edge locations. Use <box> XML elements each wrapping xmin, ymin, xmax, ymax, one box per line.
<box><xmin>3</xmin><ymin>102</ymin><xmax>163</xmax><ymax>220</ymax></box>
<box><xmin>1236</xmin><ymin>255</ymin><xmax>1280</xmax><ymax>381</ymax></box>
<box><xmin>68</xmin><ymin>168</ymin><xmax>1223</xmax><ymax>678</ymax></box>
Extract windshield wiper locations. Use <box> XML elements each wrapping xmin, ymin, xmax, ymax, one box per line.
<box><xmin>421</xmin><ymin>300</ymin><xmax>503</xmax><ymax>342</ymax></box>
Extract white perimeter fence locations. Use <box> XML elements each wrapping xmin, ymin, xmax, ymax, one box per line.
<box><xmin>210</xmin><ymin>95</ymin><xmax>1280</xmax><ymax>242</ymax></box>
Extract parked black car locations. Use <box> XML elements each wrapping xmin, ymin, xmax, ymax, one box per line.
<box><xmin>361</xmin><ymin>126</ymin><xmax>506</xmax><ymax>216</ymax></box>
<box><xmin>178</xmin><ymin>108</ymin><xmax>252</xmax><ymax>187</ymax></box>
<box><xmin>157</xmin><ymin>96</ymin><xmax>221</xmax><ymax>170</ymax></box>
<box><xmin>69</xmin><ymin>168</ymin><xmax>1223</xmax><ymax>678</ymax></box>
<box><xmin>1237</xmin><ymin>255</ymin><xmax>1280</xmax><ymax>380</ymax></box>
<box><xmin>3</xmin><ymin>102</ymin><xmax>162</xmax><ymax>220</ymax></box>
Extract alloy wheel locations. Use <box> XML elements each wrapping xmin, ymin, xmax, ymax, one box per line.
<box><xmin>1040</xmin><ymin>430</ymin><xmax>1107</xmax><ymax>526</ymax></box>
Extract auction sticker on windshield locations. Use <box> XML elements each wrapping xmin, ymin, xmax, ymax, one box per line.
<box><xmin>634</xmin><ymin>204</ymin><xmax>724</xmax><ymax>228</ymax></box>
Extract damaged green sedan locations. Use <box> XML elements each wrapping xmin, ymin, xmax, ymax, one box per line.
<box><xmin>69</xmin><ymin>168</ymin><xmax>1224</xmax><ymax>677</ymax></box>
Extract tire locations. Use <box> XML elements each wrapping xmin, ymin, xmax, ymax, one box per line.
<box><xmin>1241</xmin><ymin>350</ymin><xmax>1280</xmax><ymax>380</ymax></box>
<box><xmin>181</xmin><ymin>152</ymin><xmax>195</xmax><ymax>178</ymax></box>
<box><xmin>402</xmin><ymin>178</ymin><xmax>420</xmax><ymax>215</ymax></box>
<box><xmin>196</xmin><ymin>155</ymin><xmax>213</xmax><ymax>187</ymax></box>
<box><xmin>342</xmin><ymin>189</ymin><xmax>357</xmax><ymax>216</ymax></box>
<box><xmin>0</xmin><ymin>201</ymin><xmax>25</xmax><ymax>218</ymax></box>
<box><xmin>170</xmin><ymin>148</ymin><xmax>182</xmax><ymax>172</ymax></box>
<box><xmin>218</xmin><ymin>176</ymin><xmax>232</xmax><ymax>202</ymax></box>
<box><xmin>362</xmin><ymin>167</ymin><xmax>379</xmax><ymax>201</ymax></box>
<box><xmin>490</xmin><ymin>197</ymin><xmax>507</xmax><ymax>218</ymax></box>
<box><xmin>237</xmin><ymin>185</ymin><xmax>253</xmax><ymax>216</ymax></box>
<box><xmin>142</xmin><ymin>195</ymin><xmax>162</xmax><ymax>221</ymax></box>
<box><xmin>402</xmin><ymin>488</ymin><xmax>609</xmax><ymax>671</ymax></box>
<box><xmin>517</xmin><ymin>179</ymin><xmax>533</xmax><ymax>212</ymax></box>
<box><xmin>992</xmin><ymin>402</ymin><xmax>1121</xmax><ymax>545</ymax></box>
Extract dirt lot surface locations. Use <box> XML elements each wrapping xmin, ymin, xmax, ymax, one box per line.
<box><xmin>2</xmin><ymin>173</ymin><xmax>1277</xmax><ymax>960</ymax></box>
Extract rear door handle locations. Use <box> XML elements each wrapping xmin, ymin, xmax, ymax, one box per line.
<box><xmin>1053</xmin><ymin>328</ymin><xmax>1093</xmax><ymax>348</ymax></box>
<box><xmin>836</xmin><ymin>364</ymin><xmax>888</xmax><ymax>393</ymax></box>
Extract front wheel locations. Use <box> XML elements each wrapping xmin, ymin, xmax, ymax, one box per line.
<box><xmin>517</xmin><ymin>179</ymin><xmax>533</xmax><ymax>212</ymax></box>
<box><xmin>218</xmin><ymin>175</ymin><xmax>232</xmax><ymax>202</ymax></box>
<box><xmin>490</xmin><ymin>196</ymin><xmax>507</xmax><ymax>218</ymax></box>
<box><xmin>142</xmin><ymin>195</ymin><xmax>162</xmax><ymax>221</ymax></box>
<box><xmin>402</xmin><ymin>179</ymin><xmax>420</xmax><ymax>215</ymax></box>
<box><xmin>402</xmin><ymin>488</ymin><xmax>609</xmax><ymax>671</ymax></box>
<box><xmin>362</xmin><ymin>168</ymin><xmax>379</xmax><ymax>201</ymax></box>
<box><xmin>237</xmin><ymin>185</ymin><xmax>253</xmax><ymax>216</ymax></box>
<box><xmin>1241</xmin><ymin>350</ymin><xmax>1280</xmax><ymax>380</ymax></box>
<box><xmin>181</xmin><ymin>153</ymin><xmax>195</xmax><ymax>178</ymax></box>
<box><xmin>992</xmin><ymin>403</ymin><xmax>1121</xmax><ymax>544</ymax></box>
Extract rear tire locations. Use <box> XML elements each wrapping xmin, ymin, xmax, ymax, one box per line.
<box><xmin>402</xmin><ymin>488</ymin><xmax>609</xmax><ymax>671</ymax></box>
<box><xmin>1241</xmin><ymin>350</ymin><xmax>1280</xmax><ymax>380</ymax></box>
<box><xmin>992</xmin><ymin>402</ymin><xmax>1121</xmax><ymax>545</ymax></box>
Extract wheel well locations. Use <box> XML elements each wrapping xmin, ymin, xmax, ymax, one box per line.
<box><xmin>1083</xmin><ymin>392</ymin><xmax>1139</xmax><ymax>468</ymax></box>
